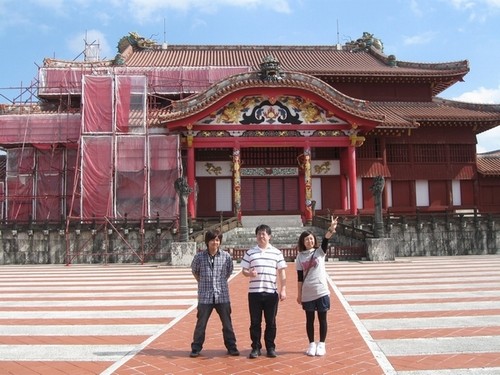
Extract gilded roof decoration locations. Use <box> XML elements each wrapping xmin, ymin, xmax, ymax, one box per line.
<box><xmin>198</xmin><ymin>95</ymin><xmax>346</xmax><ymax>125</ymax></box>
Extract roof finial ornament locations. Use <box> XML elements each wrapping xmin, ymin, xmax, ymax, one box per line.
<box><xmin>346</xmin><ymin>32</ymin><xmax>383</xmax><ymax>53</ymax></box>
<box><xmin>259</xmin><ymin>55</ymin><xmax>283</xmax><ymax>81</ymax></box>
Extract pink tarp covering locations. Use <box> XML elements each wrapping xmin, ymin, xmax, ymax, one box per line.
<box><xmin>116</xmin><ymin>75</ymin><xmax>146</xmax><ymax>133</ymax></box>
<box><xmin>2</xmin><ymin>73</ymin><xmax>181</xmax><ymax>222</ymax></box>
<box><xmin>81</xmin><ymin>136</ymin><xmax>113</xmax><ymax>218</ymax></box>
<box><xmin>6</xmin><ymin>148</ymin><xmax>35</xmax><ymax>220</ymax></box>
<box><xmin>124</xmin><ymin>66</ymin><xmax>250</xmax><ymax>94</ymax></box>
<box><xmin>80</xmin><ymin>135</ymin><xmax>180</xmax><ymax>220</ymax></box>
<box><xmin>116</xmin><ymin>136</ymin><xmax>146</xmax><ymax>218</ymax></box>
<box><xmin>0</xmin><ymin>182</ymin><xmax>4</xmax><ymax>219</ymax></box>
<box><xmin>39</xmin><ymin>66</ymin><xmax>250</xmax><ymax>95</ymax></box>
<box><xmin>66</xmin><ymin>149</ymin><xmax>80</xmax><ymax>217</ymax></box>
<box><xmin>82</xmin><ymin>76</ymin><xmax>113</xmax><ymax>133</ymax></box>
<box><xmin>5</xmin><ymin>147</ymin><xmax>72</xmax><ymax>221</ymax></box>
<box><xmin>0</xmin><ymin>113</ymin><xmax>81</xmax><ymax>144</ymax></box>
<box><xmin>149</xmin><ymin>135</ymin><xmax>180</xmax><ymax>218</ymax></box>
<box><xmin>38</xmin><ymin>67</ymin><xmax>88</xmax><ymax>95</ymax></box>
<box><xmin>36</xmin><ymin>149</ymin><xmax>64</xmax><ymax>221</ymax></box>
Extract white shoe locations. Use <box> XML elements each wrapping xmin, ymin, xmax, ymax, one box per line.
<box><xmin>306</xmin><ymin>342</ymin><xmax>316</xmax><ymax>356</ymax></box>
<box><xmin>316</xmin><ymin>342</ymin><xmax>326</xmax><ymax>356</ymax></box>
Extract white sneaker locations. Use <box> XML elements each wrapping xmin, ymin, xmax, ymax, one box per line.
<box><xmin>316</xmin><ymin>342</ymin><xmax>326</xmax><ymax>356</ymax></box>
<box><xmin>306</xmin><ymin>342</ymin><xmax>316</xmax><ymax>356</ymax></box>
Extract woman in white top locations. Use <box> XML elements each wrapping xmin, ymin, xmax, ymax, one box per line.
<box><xmin>295</xmin><ymin>216</ymin><xmax>338</xmax><ymax>356</ymax></box>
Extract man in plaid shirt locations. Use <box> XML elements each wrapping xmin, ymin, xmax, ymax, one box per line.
<box><xmin>190</xmin><ymin>229</ymin><xmax>239</xmax><ymax>357</ymax></box>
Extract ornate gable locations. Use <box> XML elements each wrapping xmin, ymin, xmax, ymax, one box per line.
<box><xmin>197</xmin><ymin>95</ymin><xmax>347</xmax><ymax>126</ymax></box>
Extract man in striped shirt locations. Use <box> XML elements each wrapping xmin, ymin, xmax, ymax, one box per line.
<box><xmin>241</xmin><ymin>224</ymin><xmax>287</xmax><ymax>359</ymax></box>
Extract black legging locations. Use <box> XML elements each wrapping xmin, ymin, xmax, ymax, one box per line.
<box><xmin>305</xmin><ymin>310</ymin><xmax>328</xmax><ymax>343</ymax></box>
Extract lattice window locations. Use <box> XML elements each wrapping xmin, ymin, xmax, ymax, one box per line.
<box><xmin>195</xmin><ymin>148</ymin><xmax>233</xmax><ymax>161</ymax></box>
<box><xmin>357</xmin><ymin>138</ymin><xmax>382</xmax><ymax>159</ymax></box>
<box><xmin>386</xmin><ymin>144</ymin><xmax>409</xmax><ymax>163</ymax></box>
<box><xmin>311</xmin><ymin>147</ymin><xmax>340</xmax><ymax>159</ymax></box>
<box><xmin>414</xmin><ymin>144</ymin><xmax>446</xmax><ymax>163</ymax></box>
<box><xmin>241</xmin><ymin>147</ymin><xmax>301</xmax><ymax>167</ymax></box>
<box><xmin>449</xmin><ymin>144</ymin><xmax>475</xmax><ymax>163</ymax></box>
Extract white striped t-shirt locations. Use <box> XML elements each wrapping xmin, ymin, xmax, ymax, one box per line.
<box><xmin>241</xmin><ymin>245</ymin><xmax>287</xmax><ymax>293</ymax></box>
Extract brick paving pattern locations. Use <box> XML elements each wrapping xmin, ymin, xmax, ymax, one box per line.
<box><xmin>0</xmin><ymin>255</ymin><xmax>498</xmax><ymax>374</ymax></box>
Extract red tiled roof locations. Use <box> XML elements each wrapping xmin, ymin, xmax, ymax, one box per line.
<box><xmin>477</xmin><ymin>151</ymin><xmax>500</xmax><ymax>176</ymax></box>
<box><xmin>123</xmin><ymin>44</ymin><xmax>469</xmax><ymax>95</ymax></box>
<box><xmin>368</xmin><ymin>99</ymin><xmax>500</xmax><ymax>133</ymax></box>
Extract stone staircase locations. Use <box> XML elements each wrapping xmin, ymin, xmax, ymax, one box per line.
<box><xmin>222</xmin><ymin>215</ymin><xmax>326</xmax><ymax>251</ymax></box>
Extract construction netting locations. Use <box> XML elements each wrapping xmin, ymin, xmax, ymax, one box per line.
<box><xmin>1</xmin><ymin>73</ymin><xmax>181</xmax><ymax>222</ymax></box>
<box><xmin>0</xmin><ymin>113</ymin><xmax>81</xmax><ymax>144</ymax></box>
<box><xmin>38</xmin><ymin>66</ymin><xmax>251</xmax><ymax>96</ymax></box>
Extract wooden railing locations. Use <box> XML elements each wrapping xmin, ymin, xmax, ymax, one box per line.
<box><xmin>189</xmin><ymin>216</ymin><xmax>240</xmax><ymax>243</ymax></box>
<box><xmin>228</xmin><ymin>245</ymin><xmax>367</xmax><ymax>261</ymax></box>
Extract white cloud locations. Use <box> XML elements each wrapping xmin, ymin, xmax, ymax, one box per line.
<box><xmin>66</xmin><ymin>30</ymin><xmax>113</xmax><ymax>61</ymax></box>
<box><xmin>445</xmin><ymin>0</ymin><xmax>476</xmax><ymax>10</ymax></box>
<box><xmin>453</xmin><ymin>86</ymin><xmax>500</xmax><ymax>153</ymax></box>
<box><xmin>442</xmin><ymin>0</ymin><xmax>500</xmax><ymax>21</ymax></box>
<box><xmin>453</xmin><ymin>86</ymin><xmax>500</xmax><ymax>103</ymax></box>
<box><xmin>410</xmin><ymin>0</ymin><xmax>424</xmax><ymax>16</ymax></box>
<box><xmin>477</xmin><ymin>127</ymin><xmax>500</xmax><ymax>153</ymax></box>
<box><xmin>485</xmin><ymin>0</ymin><xmax>500</xmax><ymax>6</ymax></box>
<box><xmin>120</xmin><ymin>0</ymin><xmax>291</xmax><ymax>23</ymax></box>
<box><xmin>403</xmin><ymin>32</ymin><xmax>435</xmax><ymax>46</ymax></box>
<box><xmin>30</xmin><ymin>0</ymin><xmax>66</xmax><ymax>14</ymax></box>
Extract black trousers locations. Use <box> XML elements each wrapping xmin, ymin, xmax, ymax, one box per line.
<box><xmin>191</xmin><ymin>302</ymin><xmax>237</xmax><ymax>352</ymax></box>
<box><xmin>248</xmin><ymin>292</ymin><xmax>279</xmax><ymax>351</ymax></box>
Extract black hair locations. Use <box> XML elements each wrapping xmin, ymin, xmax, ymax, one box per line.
<box><xmin>297</xmin><ymin>230</ymin><xmax>318</xmax><ymax>252</ymax></box>
<box><xmin>255</xmin><ymin>224</ymin><xmax>272</xmax><ymax>235</ymax></box>
<box><xmin>204</xmin><ymin>229</ymin><xmax>223</xmax><ymax>247</ymax></box>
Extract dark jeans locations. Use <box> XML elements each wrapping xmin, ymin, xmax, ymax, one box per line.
<box><xmin>248</xmin><ymin>292</ymin><xmax>279</xmax><ymax>351</ymax></box>
<box><xmin>191</xmin><ymin>302</ymin><xmax>237</xmax><ymax>352</ymax></box>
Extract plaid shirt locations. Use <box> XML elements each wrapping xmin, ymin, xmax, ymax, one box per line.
<box><xmin>191</xmin><ymin>249</ymin><xmax>234</xmax><ymax>304</ymax></box>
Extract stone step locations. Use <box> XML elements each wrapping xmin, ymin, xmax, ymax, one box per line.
<box><xmin>222</xmin><ymin>225</ymin><xmax>326</xmax><ymax>250</ymax></box>
<box><xmin>240</xmin><ymin>215</ymin><xmax>303</xmax><ymax>229</ymax></box>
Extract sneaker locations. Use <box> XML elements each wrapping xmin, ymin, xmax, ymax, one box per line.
<box><xmin>306</xmin><ymin>342</ymin><xmax>316</xmax><ymax>356</ymax></box>
<box><xmin>189</xmin><ymin>350</ymin><xmax>200</xmax><ymax>358</ymax></box>
<box><xmin>316</xmin><ymin>342</ymin><xmax>326</xmax><ymax>356</ymax></box>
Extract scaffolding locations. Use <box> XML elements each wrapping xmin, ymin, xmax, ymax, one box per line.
<box><xmin>0</xmin><ymin>71</ymin><xmax>182</xmax><ymax>264</ymax></box>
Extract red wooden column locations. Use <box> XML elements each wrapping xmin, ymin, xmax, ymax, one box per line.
<box><xmin>347</xmin><ymin>145</ymin><xmax>358</xmax><ymax>215</ymax></box>
<box><xmin>340</xmin><ymin>174</ymin><xmax>348</xmax><ymax>211</ymax></box>
<box><xmin>232</xmin><ymin>147</ymin><xmax>242</xmax><ymax>223</ymax></box>
<box><xmin>186</xmin><ymin>130</ymin><xmax>196</xmax><ymax>219</ymax></box>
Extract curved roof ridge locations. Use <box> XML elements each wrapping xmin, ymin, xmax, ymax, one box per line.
<box><xmin>367</xmin><ymin>46</ymin><xmax>469</xmax><ymax>71</ymax></box>
<box><xmin>434</xmin><ymin>97</ymin><xmax>500</xmax><ymax>112</ymax></box>
<box><xmin>161</xmin><ymin>70</ymin><xmax>385</xmax><ymax>123</ymax></box>
<box><xmin>478</xmin><ymin>150</ymin><xmax>500</xmax><ymax>156</ymax></box>
<box><xmin>147</xmin><ymin>44</ymin><xmax>345</xmax><ymax>50</ymax></box>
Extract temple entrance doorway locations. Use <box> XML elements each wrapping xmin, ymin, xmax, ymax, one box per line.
<box><xmin>241</xmin><ymin>177</ymin><xmax>299</xmax><ymax>214</ymax></box>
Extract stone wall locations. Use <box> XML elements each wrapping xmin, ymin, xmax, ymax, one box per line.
<box><xmin>385</xmin><ymin>218</ymin><xmax>498</xmax><ymax>256</ymax></box>
<box><xmin>0</xmin><ymin>216</ymin><xmax>498</xmax><ymax>264</ymax></box>
<box><xmin>0</xmin><ymin>229</ymin><xmax>176</xmax><ymax>265</ymax></box>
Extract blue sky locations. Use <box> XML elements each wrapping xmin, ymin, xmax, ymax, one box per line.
<box><xmin>1</xmin><ymin>0</ymin><xmax>500</xmax><ymax>152</ymax></box>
